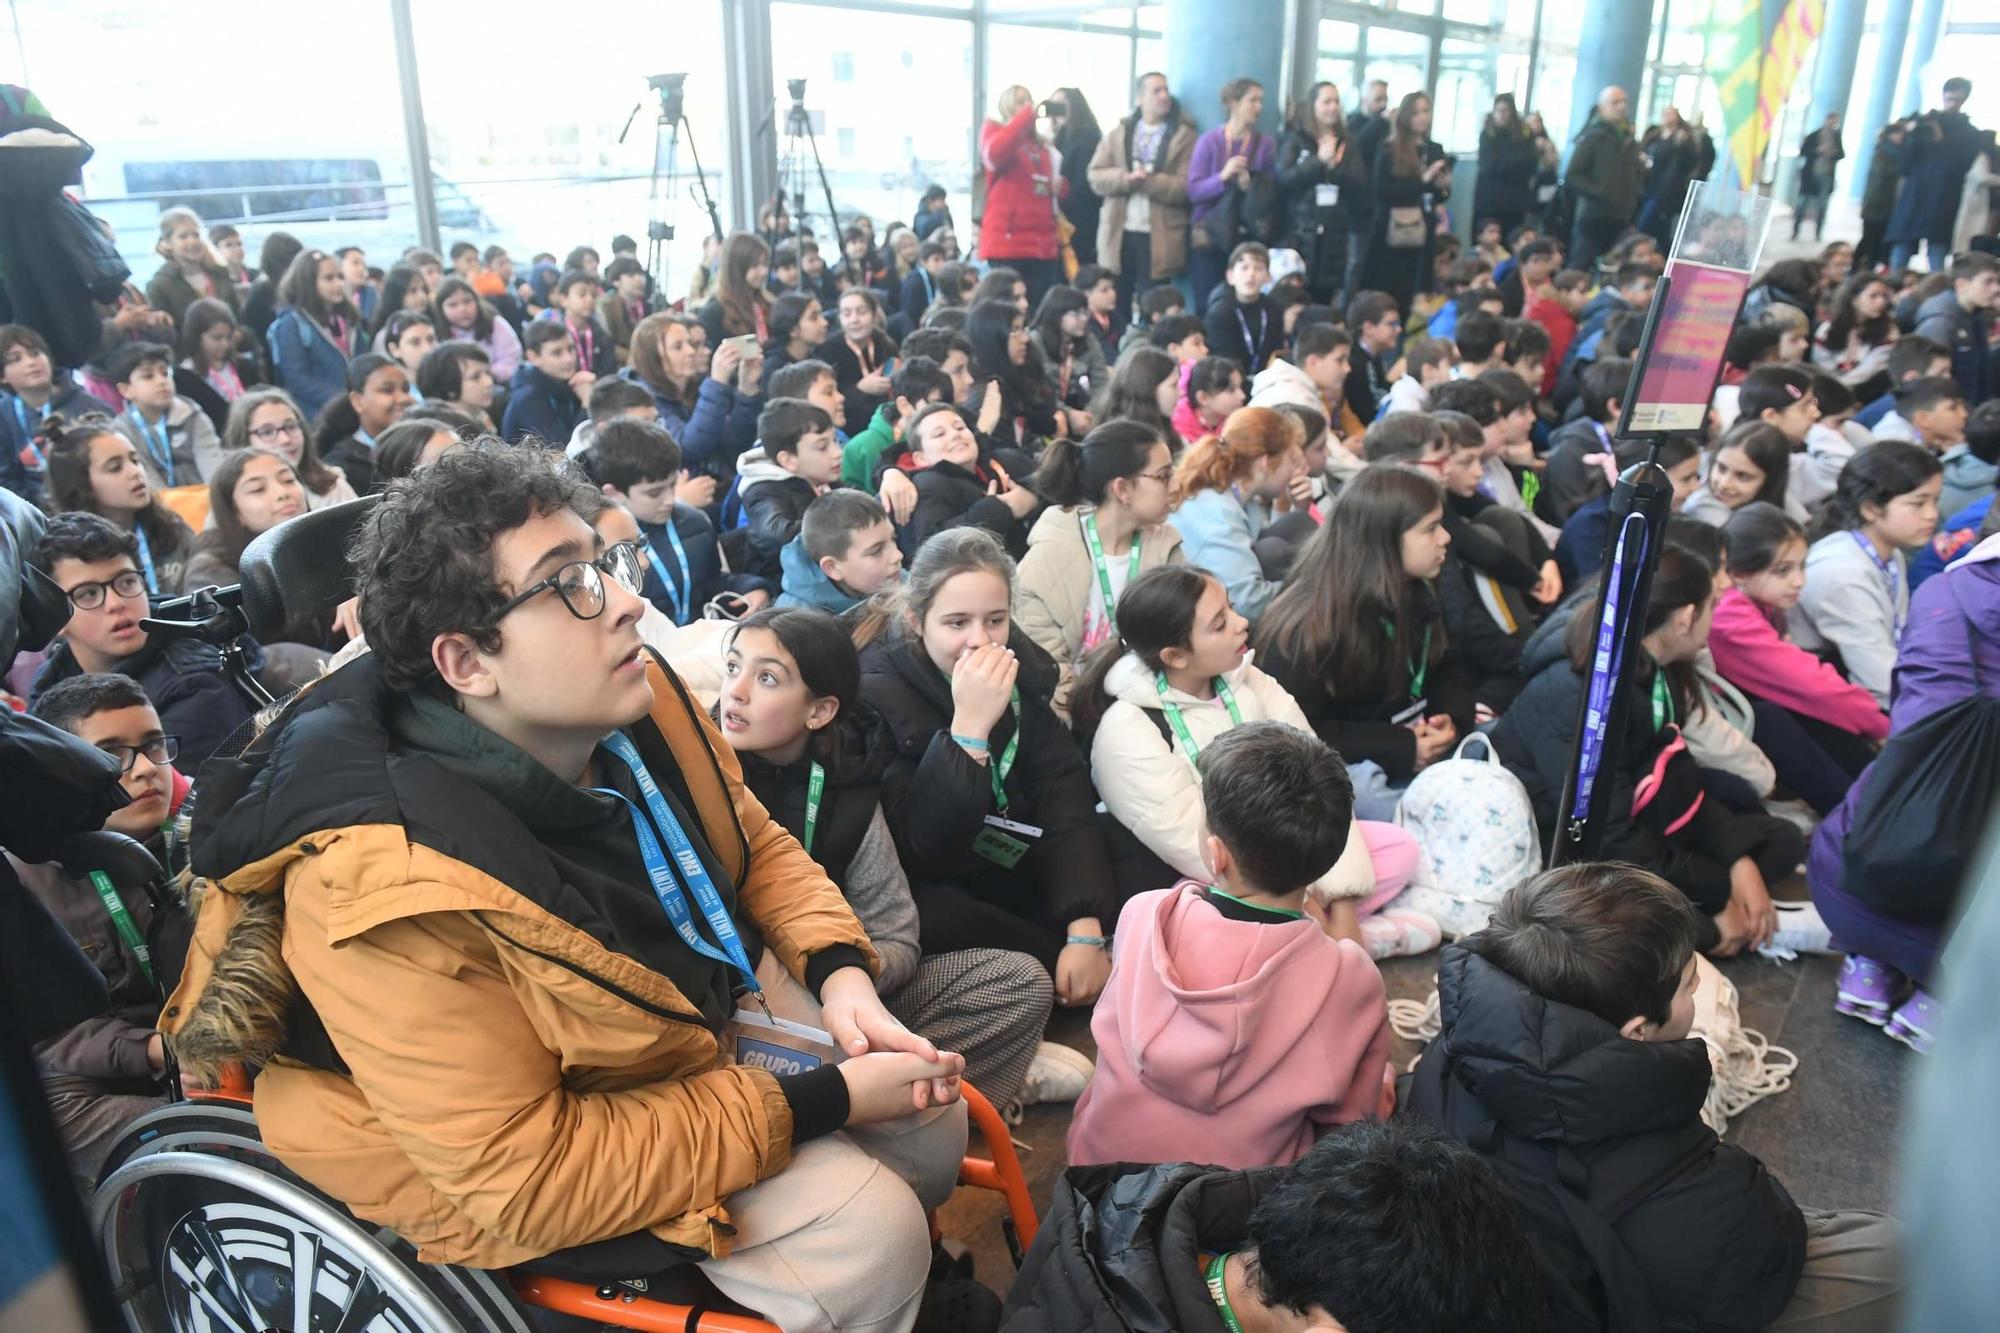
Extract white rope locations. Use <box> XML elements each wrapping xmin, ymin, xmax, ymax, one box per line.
<box><xmin>1388</xmin><ymin>990</ymin><xmax>1441</xmax><ymax>1044</ymax></box>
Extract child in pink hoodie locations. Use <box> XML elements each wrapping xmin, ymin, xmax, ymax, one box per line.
<box><xmin>1709</xmin><ymin>503</ymin><xmax>1889</xmax><ymax>815</ymax></box>
<box><xmin>1067</xmin><ymin>722</ymin><xmax>1391</xmax><ymax>1170</ymax></box>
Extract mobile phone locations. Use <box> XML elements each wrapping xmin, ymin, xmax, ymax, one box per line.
<box><xmin>723</xmin><ymin>333</ymin><xmax>760</xmax><ymax>355</ymax></box>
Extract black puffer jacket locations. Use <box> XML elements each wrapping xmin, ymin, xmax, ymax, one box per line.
<box><xmin>999</xmin><ymin>1158</ymin><xmax>1276</xmax><ymax>1332</ymax></box>
<box><xmin>1476</xmin><ymin>124</ymin><xmax>1543</xmax><ymax>220</ymax></box>
<box><xmin>1276</xmin><ymin>127</ymin><xmax>1368</xmax><ymax>289</ymax></box>
<box><xmin>860</xmin><ymin>630</ymin><xmax>1115</xmax><ymax>931</ymax></box>
<box><xmin>1406</xmin><ymin>943</ymin><xmax>1806</xmax><ymax>1332</ymax></box>
<box><xmin>736</xmin><ymin>705</ymin><xmax>894</xmax><ymax>891</ymax></box>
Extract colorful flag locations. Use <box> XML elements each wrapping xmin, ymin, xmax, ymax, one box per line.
<box><xmin>1712</xmin><ymin>0</ymin><xmax>1828</xmax><ymax>186</ymax></box>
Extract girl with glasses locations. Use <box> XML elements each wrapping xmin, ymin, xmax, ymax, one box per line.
<box><xmin>221</xmin><ymin>388</ymin><xmax>356</xmax><ymax>509</ymax></box>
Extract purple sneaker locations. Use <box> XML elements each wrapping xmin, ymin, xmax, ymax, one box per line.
<box><xmin>1885</xmin><ymin>989</ymin><xmax>1937</xmax><ymax>1054</ymax></box>
<box><xmin>1834</xmin><ymin>956</ymin><xmax>1899</xmax><ymax>1026</ymax></box>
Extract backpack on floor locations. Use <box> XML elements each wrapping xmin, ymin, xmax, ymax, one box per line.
<box><xmin>1390</xmin><ymin>733</ymin><xmax>1541</xmax><ymax>938</ymax></box>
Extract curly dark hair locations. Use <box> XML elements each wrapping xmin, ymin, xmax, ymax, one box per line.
<box><xmin>351</xmin><ymin>443</ymin><xmax>591</xmax><ymax>694</ymax></box>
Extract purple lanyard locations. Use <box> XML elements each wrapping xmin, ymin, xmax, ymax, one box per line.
<box><xmin>1234</xmin><ymin>305</ymin><xmax>1267</xmax><ymax>365</ymax></box>
<box><xmin>1849</xmin><ymin>532</ymin><xmax>1906</xmax><ymax>641</ymax></box>
<box><xmin>1571</xmin><ymin>512</ymin><xmax>1647</xmax><ymax>821</ymax></box>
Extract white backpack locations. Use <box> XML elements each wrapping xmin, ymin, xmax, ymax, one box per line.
<box><xmin>1390</xmin><ymin>733</ymin><xmax>1541</xmax><ymax>938</ymax></box>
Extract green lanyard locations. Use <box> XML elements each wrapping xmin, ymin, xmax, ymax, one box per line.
<box><xmin>1081</xmin><ymin>511</ymin><xmax>1143</xmax><ymax>634</ymax></box>
<box><xmin>1650</xmin><ymin>669</ymin><xmax>1675</xmax><ymax>732</ymax></box>
<box><xmin>1156</xmin><ymin>673</ymin><xmax>1244</xmax><ymax>770</ymax></box>
<box><xmin>986</xmin><ymin>689</ymin><xmax>1023</xmax><ymax>812</ymax></box>
<box><xmin>801</xmin><ymin>761</ymin><xmax>825</xmax><ymax>855</ymax></box>
<box><xmin>89</xmin><ymin>871</ymin><xmax>154</xmax><ymax>986</ymax></box>
<box><xmin>1381</xmin><ymin>618</ymin><xmax>1433</xmax><ymax>699</ymax></box>
<box><xmin>1205</xmin><ymin>1252</ymin><xmax>1247</xmax><ymax>1333</ymax></box>
<box><xmin>1207</xmin><ymin>885</ymin><xmax>1304</xmax><ymax>919</ymax></box>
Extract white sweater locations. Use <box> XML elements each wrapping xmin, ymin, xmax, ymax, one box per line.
<box><xmin>1088</xmin><ymin>651</ymin><xmax>1377</xmax><ymax>900</ymax></box>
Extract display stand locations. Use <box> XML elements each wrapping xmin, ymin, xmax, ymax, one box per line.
<box><xmin>1547</xmin><ymin>183</ymin><xmax>1772</xmax><ymax>866</ymax></box>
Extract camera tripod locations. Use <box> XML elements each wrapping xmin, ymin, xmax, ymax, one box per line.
<box><xmin>619</xmin><ymin>72</ymin><xmax>724</xmax><ymax>297</ymax></box>
<box><xmin>773</xmin><ymin>78</ymin><xmax>843</xmax><ymax>246</ymax></box>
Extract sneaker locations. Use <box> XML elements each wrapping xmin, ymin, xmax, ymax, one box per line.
<box><xmin>914</xmin><ymin>1276</ymin><xmax>1002</xmax><ymax>1333</ymax></box>
<box><xmin>1758</xmin><ymin>900</ymin><xmax>1839</xmax><ymax>960</ymax></box>
<box><xmin>1016</xmin><ymin>1041</ymin><xmax>1093</xmax><ymax>1110</ymax></box>
<box><xmin>1885</xmin><ymin>988</ymin><xmax>1938</xmax><ymax>1054</ymax></box>
<box><xmin>1834</xmin><ymin>955</ymin><xmax>1901</xmax><ymax>1026</ymax></box>
<box><xmin>1359</xmin><ymin>908</ymin><xmax>1444</xmax><ymax>960</ymax></box>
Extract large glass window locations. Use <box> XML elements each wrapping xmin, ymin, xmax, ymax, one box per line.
<box><xmin>1364</xmin><ymin>25</ymin><xmax>1433</xmax><ymax>106</ymax></box>
<box><xmin>771</xmin><ymin>3</ymin><xmax>975</xmax><ymax>244</ymax></box>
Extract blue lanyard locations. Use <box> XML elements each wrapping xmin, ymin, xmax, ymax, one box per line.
<box><xmin>11</xmin><ymin>397</ymin><xmax>43</xmax><ymax>468</ymax></box>
<box><xmin>594</xmin><ymin>729</ymin><xmax>765</xmax><ymax>1007</ymax></box>
<box><xmin>1234</xmin><ymin>304</ymin><xmax>1267</xmax><ymax>366</ymax></box>
<box><xmin>1571</xmin><ymin>512</ymin><xmax>1647</xmax><ymax>822</ymax></box>
<box><xmin>648</xmin><ymin>521</ymin><xmax>693</xmax><ymax>624</ymax></box>
<box><xmin>1849</xmin><ymin>531</ymin><xmax>1906</xmax><ymax>641</ymax></box>
<box><xmin>130</xmin><ymin>408</ymin><xmax>174</xmax><ymax>486</ymax></box>
<box><xmin>133</xmin><ymin>523</ymin><xmax>159</xmax><ymax>595</ymax></box>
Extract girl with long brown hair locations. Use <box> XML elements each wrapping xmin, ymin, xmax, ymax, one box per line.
<box><xmin>626</xmin><ymin>312</ymin><xmax>761</xmax><ymax>481</ymax></box>
<box><xmin>1367</xmin><ymin>91</ymin><xmax>1450</xmax><ymax>320</ymax></box>
<box><xmin>697</xmin><ymin>231</ymin><xmax>773</xmax><ymax>346</ymax></box>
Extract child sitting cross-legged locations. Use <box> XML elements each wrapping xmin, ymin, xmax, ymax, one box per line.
<box><xmin>1408</xmin><ymin>863</ymin><xmax>1901</xmax><ymax>1332</ymax></box>
<box><xmin>1066</xmin><ymin>720</ymin><xmax>1393</xmax><ymax>1169</ymax></box>
<box><xmin>775</xmin><ymin>489</ymin><xmax>905</xmax><ymax>615</ymax></box>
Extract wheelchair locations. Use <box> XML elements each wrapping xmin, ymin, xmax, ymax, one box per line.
<box><xmin>93</xmin><ymin>498</ymin><xmax>1041</xmax><ymax>1330</ymax></box>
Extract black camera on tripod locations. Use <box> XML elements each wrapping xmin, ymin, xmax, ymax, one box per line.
<box><xmin>649</xmin><ymin>72</ymin><xmax>688</xmax><ymax>123</ymax></box>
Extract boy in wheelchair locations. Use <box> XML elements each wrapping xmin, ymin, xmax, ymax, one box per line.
<box><xmin>160</xmin><ymin>446</ymin><xmax>969</xmax><ymax>1333</ymax></box>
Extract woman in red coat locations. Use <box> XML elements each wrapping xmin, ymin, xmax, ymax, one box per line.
<box><xmin>981</xmin><ymin>86</ymin><xmax>1068</xmax><ymax>311</ymax></box>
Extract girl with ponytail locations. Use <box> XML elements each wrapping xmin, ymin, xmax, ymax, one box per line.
<box><xmin>1075</xmin><ymin>563</ymin><xmax>1432</xmax><ymax>957</ymax></box>
<box><xmin>1167</xmin><ymin>405</ymin><xmax>1307</xmax><ymax>625</ymax></box>
<box><xmin>1014</xmin><ymin>419</ymin><xmax>1184</xmax><ymax>718</ymax></box>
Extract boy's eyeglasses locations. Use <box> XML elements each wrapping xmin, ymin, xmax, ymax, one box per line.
<box><xmin>65</xmin><ymin>570</ymin><xmax>148</xmax><ymax>610</ymax></box>
<box><xmin>100</xmin><ymin>735</ymin><xmax>179</xmax><ymax>775</ymax></box>
<box><xmin>487</xmin><ymin>542</ymin><xmax>644</xmax><ymax>625</ymax></box>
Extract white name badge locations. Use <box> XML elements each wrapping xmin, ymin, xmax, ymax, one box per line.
<box><xmin>1315</xmin><ymin>183</ymin><xmax>1341</xmax><ymax>208</ymax></box>
<box><xmin>726</xmin><ymin>1009</ymin><xmax>843</xmax><ymax>1076</ymax></box>
<box><xmin>984</xmin><ymin>813</ymin><xmax>1044</xmax><ymax>838</ymax></box>
<box><xmin>1390</xmin><ymin>697</ymin><xmax>1430</xmax><ymax>727</ymax></box>
<box><xmin>1538</xmin><ymin>184</ymin><xmax>1558</xmax><ymax>203</ymax></box>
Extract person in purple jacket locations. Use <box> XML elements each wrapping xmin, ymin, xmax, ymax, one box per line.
<box><xmin>1186</xmin><ymin>78</ymin><xmax>1277</xmax><ymax>317</ymax></box>
<box><xmin>1810</xmin><ymin>530</ymin><xmax>2000</xmax><ymax>1053</ymax></box>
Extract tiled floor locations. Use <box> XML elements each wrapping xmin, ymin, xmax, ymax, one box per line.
<box><xmin>939</xmin><ymin>946</ymin><xmax>1911</xmax><ymax>1301</ymax></box>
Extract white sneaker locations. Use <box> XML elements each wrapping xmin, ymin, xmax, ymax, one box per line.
<box><xmin>1016</xmin><ymin>1041</ymin><xmax>1093</xmax><ymax>1110</ymax></box>
<box><xmin>1758</xmin><ymin>900</ymin><xmax>1837</xmax><ymax>960</ymax></box>
<box><xmin>1359</xmin><ymin>908</ymin><xmax>1444</xmax><ymax>961</ymax></box>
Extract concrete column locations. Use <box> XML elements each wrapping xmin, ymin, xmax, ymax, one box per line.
<box><xmin>1563</xmin><ymin>2</ymin><xmax>1654</xmax><ymax>155</ymax></box>
<box><xmin>1896</xmin><ymin>0</ymin><xmax>1948</xmax><ymax>118</ymax></box>
<box><xmin>1807</xmin><ymin>0</ymin><xmax>1867</xmax><ymax>132</ymax></box>
<box><xmin>1851</xmin><ymin>0</ymin><xmax>1913</xmax><ymax>200</ymax></box>
<box><xmin>1165</xmin><ymin>0</ymin><xmax>1287</xmax><ymax>137</ymax></box>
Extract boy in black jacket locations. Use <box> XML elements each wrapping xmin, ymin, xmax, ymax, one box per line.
<box><xmin>1202</xmin><ymin>243</ymin><xmax>1282</xmax><ymax>375</ymax></box>
<box><xmin>501</xmin><ymin>321</ymin><xmax>593</xmax><ymax>446</ymax></box>
<box><xmin>732</xmin><ymin>398</ymin><xmax>843</xmax><ymax>580</ymax></box>
<box><xmin>585</xmin><ymin>417</ymin><xmax>768</xmax><ymax>623</ymax></box>
<box><xmin>1407</xmin><ymin>863</ymin><xmax>1899</xmax><ymax>1333</ymax></box>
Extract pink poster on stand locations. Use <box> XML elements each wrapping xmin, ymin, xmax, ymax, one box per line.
<box><xmin>1624</xmin><ymin>260</ymin><xmax>1752</xmax><ymax>433</ymax></box>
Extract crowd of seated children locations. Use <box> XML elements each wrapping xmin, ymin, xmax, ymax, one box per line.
<box><xmin>1014</xmin><ymin>419</ymin><xmax>1183</xmax><ymax>718</ymax></box>
<box><xmin>776</xmin><ymin>489</ymin><xmax>906</xmax><ymax>615</ymax></box>
<box><xmin>1073</xmin><ymin>564</ymin><xmax>1429</xmax><ymax>955</ymax></box>
<box><xmin>16</xmin><ymin>673</ymin><xmax>191</xmax><ymax>1179</ymax></box>
<box><xmin>854</xmin><ymin>527</ymin><xmax>1118</xmax><ymax>1006</ymax></box>
<box><xmin>1068</xmin><ymin>721</ymin><xmax>1392</xmax><ymax>1168</ymax></box>
<box><xmin>1409</xmin><ymin>863</ymin><xmax>1899</xmax><ymax>1331</ymax></box>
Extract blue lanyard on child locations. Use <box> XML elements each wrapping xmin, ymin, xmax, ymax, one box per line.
<box><xmin>11</xmin><ymin>397</ymin><xmax>44</xmax><ymax>468</ymax></box>
<box><xmin>594</xmin><ymin>729</ymin><xmax>767</xmax><ymax>1011</ymax></box>
<box><xmin>1234</xmin><ymin>305</ymin><xmax>1267</xmax><ymax>366</ymax></box>
<box><xmin>130</xmin><ymin>408</ymin><xmax>174</xmax><ymax>486</ymax></box>
<box><xmin>648</xmin><ymin>521</ymin><xmax>693</xmax><ymax>624</ymax></box>
<box><xmin>1572</xmin><ymin>512</ymin><xmax>1646</xmax><ymax>822</ymax></box>
<box><xmin>133</xmin><ymin>523</ymin><xmax>159</xmax><ymax>595</ymax></box>
<box><xmin>1849</xmin><ymin>531</ymin><xmax>1906</xmax><ymax>641</ymax></box>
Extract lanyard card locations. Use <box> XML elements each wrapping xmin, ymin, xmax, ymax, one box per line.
<box><xmin>983</xmin><ymin>814</ymin><xmax>1043</xmax><ymax>838</ymax></box>
<box><xmin>1390</xmin><ymin>697</ymin><xmax>1429</xmax><ymax>727</ymax></box>
<box><xmin>726</xmin><ymin>1008</ymin><xmax>843</xmax><ymax>1076</ymax></box>
<box><xmin>972</xmin><ymin>826</ymin><xmax>1031</xmax><ymax>869</ymax></box>
<box><xmin>1315</xmin><ymin>183</ymin><xmax>1340</xmax><ymax>207</ymax></box>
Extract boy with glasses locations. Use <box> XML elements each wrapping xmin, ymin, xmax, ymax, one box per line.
<box><xmin>29</xmin><ymin>513</ymin><xmax>252</xmax><ymax>769</ymax></box>
<box><xmin>162</xmin><ymin>446</ymin><xmax>970</xmax><ymax>1333</ymax></box>
<box><xmin>15</xmin><ymin>672</ymin><xmax>192</xmax><ymax>1177</ymax></box>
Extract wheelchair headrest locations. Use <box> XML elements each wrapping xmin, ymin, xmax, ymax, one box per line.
<box><xmin>238</xmin><ymin>495</ymin><xmax>378</xmax><ymax>641</ymax></box>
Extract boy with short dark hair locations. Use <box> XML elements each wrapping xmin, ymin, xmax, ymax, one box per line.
<box><xmin>1249</xmin><ymin>322</ymin><xmax>1364</xmax><ymax>479</ymax></box>
<box><xmin>1499</xmin><ymin>235</ymin><xmax>1562</xmax><ymax>316</ymax></box>
<box><xmin>1343</xmin><ymin>289</ymin><xmax>1404</xmax><ymax>424</ymax></box>
<box><xmin>766</xmin><ymin>358</ymin><xmax>848</xmax><ymax>430</ymax></box>
<box><xmin>769</xmin><ymin>241</ymin><xmax>801</xmax><ymax>296</ymax></box>
<box><xmin>1877</xmin><ymin>374</ymin><xmax>1968</xmax><ymax>451</ymax></box>
<box><xmin>1499</xmin><ymin>317</ymin><xmax>1551</xmax><ymax>394</ymax></box>
<box><xmin>1203</xmin><ymin>242</ymin><xmax>1280</xmax><ymax>374</ymax></box>
<box><xmin>1380</xmin><ymin>335</ymin><xmax>1456</xmax><ymax>417</ymax></box>
<box><xmin>0</xmin><ymin>323</ymin><xmax>112</xmax><ymax>503</ymax></box>
<box><xmin>1854</xmin><ymin>334</ymin><xmax>1951</xmax><ymax>430</ymax></box>
<box><xmin>1072</xmin><ymin>263</ymin><xmax>1123</xmax><ymax>362</ymax></box>
<box><xmin>588</xmin><ymin>417</ymin><xmax>768</xmax><ymax>623</ymax></box>
<box><xmin>776</xmin><ymin>489</ymin><xmax>906</xmax><ymax>613</ymax></box>
<box><xmin>732</xmin><ymin>398</ymin><xmax>844</xmax><ymax>579</ymax></box>
<box><xmin>1453</xmin><ymin>310</ymin><xmax>1509</xmax><ymax>375</ymax></box>
<box><xmin>601</xmin><ymin>256</ymin><xmax>652</xmax><ymax>365</ymax></box>
<box><xmin>1911</xmin><ymin>251</ymin><xmax>1999</xmax><ymax>405</ymax></box>
<box><xmin>540</xmin><ymin>268</ymin><xmax>616</xmax><ymax>377</ymax></box>
<box><xmin>1409</xmin><ymin>862</ymin><xmax>1900</xmax><ymax>1332</ymax></box>
<box><xmin>502</xmin><ymin>321</ymin><xmax>593</xmax><ymax>447</ymax></box>
<box><xmin>16</xmin><ymin>672</ymin><xmax>192</xmax><ymax>1176</ymax></box>
<box><xmin>562</xmin><ymin>376</ymin><xmax>662</xmax><ymax>460</ymax></box>
<box><xmin>107</xmin><ymin>341</ymin><xmax>222</xmax><ymax>489</ymax></box>
<box><xmin>897</xmin><ymin>241</ymin><xmax>950</xmax><ymax>330</ymax></box>
<box><xmin>840</xmin><ymin>355</ymin><xmax>956</xmax><ymax>492</ymax></box>
<box><xmin>1068</xmin><ymin>722</ymin><xmax>1389</xmax><ymax>1170</ymax></box>
<box><xmin>1120</xmin><ymin>284</ymin><xmax>1186</xmax><ymax>356</ymax></box>
<box><xmin>1536</xmin><ymin>356</ymin><xmax>1632</xmax><ymax>526</ymax></box>
<box><xmin>1148</xmin><ymin>312</ymin><xmax>1209</xmax><ymax>363</ymax></box>
<box><xmin>28</xmin><ymin>513</ymin><xmax>252</xmax><ymax>768</ymax></box>
<box><xmin>1523</xmin><ymin>267</ymin><xmax>1592</xmax><ymax>395</ymax></box>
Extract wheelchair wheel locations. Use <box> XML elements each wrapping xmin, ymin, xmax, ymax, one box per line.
<box><xmin>95</xmin><ymin>1151</ymin><xmax>532</xmax><ymax>1333</ymax></box>
<box><xmin>96</xmin><ymin>1101</ymin><xmax>265</xmax><ymax>1184</ymax></box>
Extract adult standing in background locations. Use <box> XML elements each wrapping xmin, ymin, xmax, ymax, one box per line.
<box><xmin>1637</xmin><ymin>107</ymin><xmax>1699</xmax><ymax>248</ymax></box>
<box><xmin>1347</xmin><ymin>80</ymin><xmax>1393</xmax><ymax>297</ymax></box>
<box><xmin>1187</xmin><ymin>78</ymin><xmax>1278</xmax><ymax>315</ymax></box>
<box><xmin>981</xmin><ymin>86</ymin><xmax>1068</xmax><ymax>309</ymax></box>
<box><xmin>1367</xmin><ymin>91</ymin><xmax>1451</xmax><ymax>321</ymax></box>
<box><xmin>1565</xmin><ymin>86</ymin><xmax>1647</xmax><ymax>274</ymax></box>
<box><xmin>1524</xmin><ymin>111</ymin><xmax>1564</xmax><ymax>233</ymax></box>
<box><xmin>1278</xmin><ymin>82</ymin><xmax>1367</xmax><ymax>307</ymax></box>
<box><xmin>1474</xmin><ymin>94</ymin><xmax>1539</xmax><ymax>244</ymax></box>
<box><xmin>1888</xmin><ymin>78</ymin><xmax>1985</xmax><ymax>273</ymax></box>
<box><xmin>1089</xmin><ymin>72</ymin><xmax>1199</xmax><ymax>320</ymax></box>
<box><xmin>1857</xmin><ymin>120</ymin><xmax>1908</xmax><ymax>270</ymax></box>
<box><xmin>1794</xmin><ymin>113</ymin><xmax>1846</xmax><ymax>243</ymax></box>
<box><xmin>1049</xmin><ymin>89</ymin><xmax>1104</xmax><ymax>269</ymax></box>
